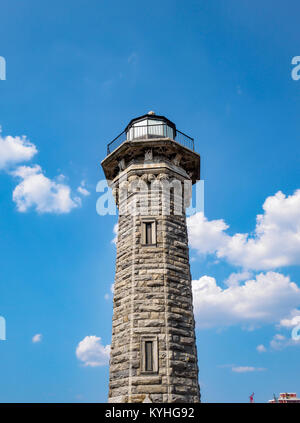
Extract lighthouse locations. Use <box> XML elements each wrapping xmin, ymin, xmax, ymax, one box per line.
<box><xmin>101</xmin><ymin>112</ymin><xmax>201</xmax><ymax>403</ymax></box>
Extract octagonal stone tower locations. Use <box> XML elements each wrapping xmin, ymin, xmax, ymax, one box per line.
<box><xmin>101</xmin><ymin>112</ymin><xmax>201</xmax><ymax>403</ymax></box>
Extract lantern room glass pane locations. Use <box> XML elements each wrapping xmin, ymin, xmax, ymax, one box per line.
<box><xmin>147</xmin><ymin>119</ymin><xmax>163</xmax><ymax>137</ymax></box>
<box><xmin>166</xmin><ymin>124</ymin><xmax>173</xmax><ymax>138</ymax></box>
<box><xmin>126</xmin><ymin>119</ymin><xmax>174</xmax><ymax>140</ymax></box>
<box><xmin>127</xmin><ymin>119</ymin><xmax>147</xmax><ymax>140</ymax></box>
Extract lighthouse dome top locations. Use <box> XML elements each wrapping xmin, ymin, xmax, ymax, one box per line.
<box><xmin>125</xmin><ymin>112</ymin><xmax>176</xmax><ymax>141</ymax></box>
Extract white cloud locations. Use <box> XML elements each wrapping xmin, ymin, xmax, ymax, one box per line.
<box><xmin>187</xmin><ymin>190</ymin><xmax>300</xmax><ymax>270</ymax></box>
<box><xmin>279</xmin><ymin>309</ymin><xmax>300</xmax><ymax>328</ymax></box>
<box><xmin>11</xmin><ymin>165</ymin><xmax>81</xmax><ymax>214</ymax></box>
<box><xmin>76</xmin><ymin>336</ymin><xmax>110</xmax><ymax>367</ymax></box>
<box><xmin>187</xmin><ymin>212</ymin><xmax>228</xmax><ymax>255</ymax></box>
<box><xmin>225</xmin><ymin>271</ymin><xmax>252</xmax><ymax>287</ymax></box>
<box><xmin>256</xmin><ymin>344</ymin><xmax>267</xmax><ymax>353</ymax></box>
<box><xmin>77</xmin><ymin>186</ymin><xmax>90</xmax><ymax>196</ymax></box>
<box><xmin>269</xmin><ymin>332</ymin><xmax>300</xmax><ymax>350</ymax></box>
<box><xmin>112</xmin><ymin>223</ymin><xmax>118</xmax><ymax>245</ymax></box>
<box><xmin>104</xmin><ymin>283</ymin><xmax>114</xmax><ymax>301</ymax></box>
<box><xmin>270</xmin><ymin>334</ymin><xmax>287</xmax><ymax>350</ymax></box>
<box><xmin>77</xmin><ymin>181</ymin><xmax>90</xmax><ymax>197</ymax></box>
<box><xmin>0</xmin><ymin>128</ymin><xmax>85</xmax><ymax>214</ymax></box>
<box><xmin>192</xmin><ymin>272</ymin><xmax>300</xmax><ymax>329</ymax></box>
<box><xmin>232</xmin><ymin>366</ymin><xmax>266</xmax><ymax>373</ymax></box>
<box><xmin>0</xmin><ymin>131</ymin><xmax>37</xmax><ymax>169</ymax></box>
<box><xmin>32</xmin><ymin>333</ymin><xmax>42</xmax><ymax>343</ymax></box>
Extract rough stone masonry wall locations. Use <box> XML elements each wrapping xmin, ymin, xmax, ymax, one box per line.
<box><xmin>108</xmin><ymin>169</ymin><xmax>200</xmax><ymax>403</ymax></box>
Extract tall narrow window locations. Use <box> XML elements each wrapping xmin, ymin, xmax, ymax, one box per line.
<box><xmin>141</xmin><ymin>219</ymin><xmax>156</xmax><ymax>246</ymax></box>
<box><xmin>145</xmin><ymin>341</ymin><xmax>153</xmax><ymax>371</ymax></box>
<box><xmin>145</xmin><ymin>222</ymin><xmax>152</xmax><ymax>245</ymax></box>
<box><xmin>141</xmin><ymin>336</ymin><xmax>158</xmax><ymax>373</ymax></box>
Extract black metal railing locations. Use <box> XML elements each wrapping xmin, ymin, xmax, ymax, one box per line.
<box><xmin>107</xmin><ymin>130</ymin><xmax>127</xmax><ymax>155</ymax></box>
<box><xmin>107</xmin><ymin>124</ymin><xmax>194</xmax><ymax>154</ymax></box>
<box><xmin>175</xmin><ymin>129</ymin><xmax>195</xmax><ymax>151</ymax></box>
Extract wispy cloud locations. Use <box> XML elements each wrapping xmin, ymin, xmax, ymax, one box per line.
<box><xmin>256</xmin><ymin>344</ymin><xmax>267</xmax><ymax>353</ymax></box>
<box><xmin>112</xmin><ymin>223</ymin><xmax>118</xmax><ymax>245</ymax></box>
<box><xmin>269</xmin><ymin>333</ymin><xmax>300</xmax><ymax>350</ymax></box>
<box><xmin>219</xmin><ymin>363</ymin><xmax>266</xmax><ymax>373</ymax></box>
<box><xmin>225</xmin><ymin>271</ymin><xmax>252</xmax><ymax>287</ymax></box>
<box><xmin>32</xmin><ymin>333</ymin><xmax>42</xmax><ymax>343</ymax></box>
<box><xmin>232</xmin><ymin>366</ymin><xmax>266</xmax><ymax>373</ymax></box>
<box><xmin>104</xmin><ymin>283</ymin><xmax>114</xmax><ymax>301</ymax></box>
<box><xmin>77</xmin><ymin>180</ymin><xmax>90</xmax><ymax>197</ymax></box>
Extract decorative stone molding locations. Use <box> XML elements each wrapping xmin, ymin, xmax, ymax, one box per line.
<box><xmin>118</xmin><ymin>158</ymin><xmax>126</xmax><ymax>171</ymax></box>
<box><xmin>157</xmin><ymin>172</ymin><xmax>169</xmax><ymax>181</ymax></box>
<box><xmin>173</xmin><ymin>153</ymin><xmax>182</xmax><ymax>166</ymax></box>
<box><xmin>145</xmin><ymin>149</ymin><xmax>153</xmax><ymax>161</ymax></box>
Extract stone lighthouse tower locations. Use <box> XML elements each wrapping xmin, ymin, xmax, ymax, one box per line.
<box><xmin>101</xmin><ymin>112</ymin><xmax>200</xmax><ymax>403</ymax></box>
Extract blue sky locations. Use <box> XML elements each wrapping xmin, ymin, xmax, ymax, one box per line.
<box><xmin>0</xmin><ymin>0</ymin><xmax>299</xmax><ymax>403</ymax></box>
